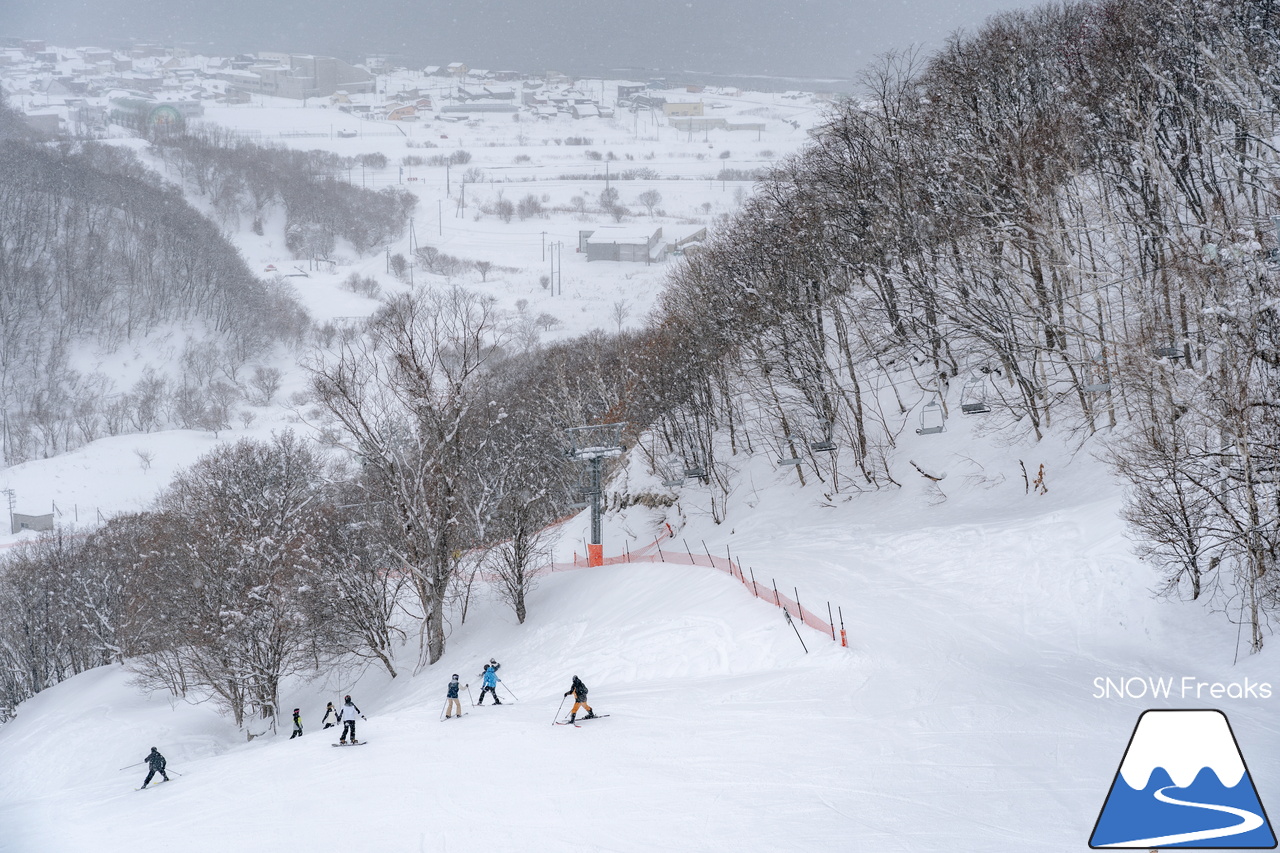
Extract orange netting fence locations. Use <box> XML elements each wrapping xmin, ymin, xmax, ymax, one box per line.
<box><xmin>550</xmin><ymin>530</ymin><xmax>849</xmax><ymax>648</ymax></box>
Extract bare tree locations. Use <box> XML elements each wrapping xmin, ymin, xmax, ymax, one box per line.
<box><xmin>308</xmin><ymin>286</ymin><xmax>508</xmax><ymax>667</ymax></box>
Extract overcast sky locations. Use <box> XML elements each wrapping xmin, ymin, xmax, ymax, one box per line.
<box><xmin>3</xmin><ymin>0</ymin><xmax>1038</xmax><ymax>86</ymax></box>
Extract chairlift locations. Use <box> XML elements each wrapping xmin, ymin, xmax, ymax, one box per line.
<box><xmin>916</xmin><ymin>399</ymin><xmax>946</xmax><ymax>435</ymax></box>
<box><xmin>959</xmin><ymin>378</ymin><xmax>991</xmax><ymax>415</ymax></box>
<box><xmin>661</xmin><ymin>476</ymin><xmax>685</xmax><ymax>487</ymax></box>
<box><xmin>683</xmin><ymin>464</ymin><xmax>707</xmax><ymax>479</ymax></box>
<box><xmin>1083</xmin><ymin>381</ymin><xmax>1112</xmax><ymax>393</ymax></box>
<box><xmin>1154</xmin><ymin>345</ymin><xmax>1184</xmax><ymax>359</ymax></box>
<box><xmin>809</xmin><ymin>439</ymin><xmax>837</xmax><ymax>453</ymax></box>
<box><xmin>777</xmin><ymin>434</ymin><xmax>803</xmax><ymax>465</ymax></box>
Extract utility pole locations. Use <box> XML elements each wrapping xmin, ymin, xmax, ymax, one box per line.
<box><xmin>438</xmin><ymin>199</ymin><xmax>443</xmax><ymax>236</ymax></box>
<box><xmin>542</xmin><ymin>230</ymin><xmax>546</xmax><ymax>261</ymax></box>
<box><xmin>1</xmin><ymin>488</ymin><xmax>14</xmax><ymax>536</ymax></box>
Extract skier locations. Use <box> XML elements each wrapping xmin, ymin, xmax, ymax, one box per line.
<box><xmin>445</xmin><ymin>674</ymin><xmax>464</xmax><ymax>719</ymax></box>
<box><xmin>476</xmin><ymin>663</ymin><xmax>502</xmax><ymax>705</ymax></box>
<box><xmin>141</xmin><ymin>747</ymin><xmax>169</xmax><ymax>788</ymax></box>
<box><xmin>563</xmin><ymin>675</ymin><xmax>595</xmax><ymax>723</ymax></box>
<box><xmin>338</xmin><ymin>695</ymin><xmax>365</xmax><ymax>744</ymax></box>
<box><xmin>321</xmin><ymin>701</ymin><xmax>339</xmax><ymax>730</ymax></box>
<box><xmin>290</xmin><ymin>708</ymin><xmax>303</xmax><ymax>739</ymax></box>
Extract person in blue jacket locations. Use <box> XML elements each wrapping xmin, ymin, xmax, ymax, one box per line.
<box><xmin>476</xmin><ymin>662</ymin><xmax>502</xmax><ymax>705</ymax></box>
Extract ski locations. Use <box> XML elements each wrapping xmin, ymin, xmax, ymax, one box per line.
<box><xmin>332</xmin><ymin>741</ymin><xmax>367</xmax><ymax>746</ymax></box>
<box><xmin>441</xmin><ymin>713</ymin><xmax>469</xmax><ymax>721</ymax></box>
<box><xmin>136</xmin><ymin>780</ymin><xmax>173</xmax><ymax>790</ymax></box>
<box><xmin>554</xmin><ymin>714</ymin><xmax>609</xmax><ymax>726</ymax></box>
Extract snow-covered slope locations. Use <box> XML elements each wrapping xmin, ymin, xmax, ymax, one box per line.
<box><xmin>2</xmin><ymin>435</ymin><xmax>1276</xmax><ymax>851</ymax></box>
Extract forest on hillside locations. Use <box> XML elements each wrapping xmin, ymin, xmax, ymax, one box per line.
<box><xmin>2</xmin><ymin>0</ymin><xmax>1279</xmax><ymax>729</ymax></box>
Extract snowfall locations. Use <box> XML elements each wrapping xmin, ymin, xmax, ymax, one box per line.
<box><xmin>1</xmin><ymin>72</ymin><xmax>1278</xmax><ymax>853</ymax></box>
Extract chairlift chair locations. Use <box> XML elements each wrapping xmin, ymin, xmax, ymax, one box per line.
<box><xmin>916</xmin><ymin>399</ymin><xmax>946</xmax><ymax>435</ymax></box>
<box><xmin>809</xmin><ymin>439</ymin><xmax>837</xmax><ymax>453</ymax></box>
<box><xmin>683</xmin><ymin>464</ymin><xmax>707</xmax><ymax>479</ymax></box>
<box><xmin>959</xmin><ymin>378</ymin><xmax>991</xmax><ymax>415</ymax></box>
<box><xmin>777</xmin><ymin>434</ymin><xmax>803</xmax><ymax>466</ymax></box>
<box><xmin>1154</xmin><ymin>345</ymin><xmax>1184</xmax><ymax>359</ymax></box>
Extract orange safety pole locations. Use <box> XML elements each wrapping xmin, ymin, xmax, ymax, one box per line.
<box><xmin>587</xmin><ymin>543</ymin><xmax>603</xmax><ymax>567</ymax></box>
<box><xmin>838</xmin><ymin>605</ymin><xmax>848</xmax><ymax>648</ymax></box>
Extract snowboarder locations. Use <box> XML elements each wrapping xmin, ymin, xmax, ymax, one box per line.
<box><xmin>476</xmin><ymin>663</ymin><xmax>502</xmax><ymax>705</ymax></box>
<box><xmin>321</xmin><ymin>701</ymin><xmax>339</xmax><ymax>730</ymax></box>
<box><xmin>141</xmin><ymin>747</ymin><xmax>169</xmax><ymax>788</ymax></box>
<box><xmin>563</xmin><ymin>676</ymin><xmax>595</xmax><ymax>723</ymax></box>
<box><xmin>338</xmin><ymin>695</ymin><xmax>365</xmax><ymax>743</ymax></box>
<box><xmin>445</xmin><ymin>674</ymin><xmax>464</xmax><ymax>718</ymax></box>
<box><xmin>290</xmin><ymin>708</ymin><xmax>303</xmax><ymax>739</ymax></box>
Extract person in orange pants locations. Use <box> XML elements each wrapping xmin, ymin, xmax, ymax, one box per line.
<box><xmin>563</xmin><ymin>675</ymin><xmax>596</xmax><ymax>723</ymax></box>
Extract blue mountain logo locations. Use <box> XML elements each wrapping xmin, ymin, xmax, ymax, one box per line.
<box><xmin>1091</xmin><ymin>709</ymin><xmax>1276</xmax><ymax>848</ymax></box>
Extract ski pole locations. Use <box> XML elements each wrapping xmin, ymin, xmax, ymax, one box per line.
<box><xmin>783</xmin><ymin>607</ymin><xmax>808</xmax><ymax>653</ymax></box>
<box><xmin>466</xmin><ymin>684</ymin><xmax>476</xmax><ymax>706</ymax></box>
<box><xmin>439</xmin><ymin>698</ymin><xmax>448</xmax><ymax>722</ymax></box>
<box><xmin>552</xmin><ymin>695</ymin><xmax>566</xmax><ymax>724</ymax></box>
<box><xmin>168</xmin><ymin>769</ymin><xmax>183</xmax><ymax>777</ymax></box>
<box><xmin>118</xmin><ymin>761</ymin><xmax>145</xmax><ymax>771</ymax></box>
<box><xmin>501</xmin><ymin>682</ymin><xmax>520</xmax><ymax>701</ymax></box>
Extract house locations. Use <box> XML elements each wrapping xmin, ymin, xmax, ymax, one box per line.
<box><xmin>384</xmin><ymin>103</ymin><xmax>417</xmax><ymax>121</ymax></box>
<box><xmin>10</xmin><ymin>512</ymin><xmax>54</xmax><ymax>535</ymax></box>
<box><xmin>440</xmin><ymin>101</ymin><xmax>518</xmax><ymax>114</ymax></box>
<box><xmin>570</xmin><ymin>103</ymin><xmax>599</xmax><ymax>119</ymax></box>
<box><xmin>663</xmin><ymin>100</ymin><xmax>703</xmax><ymax>117</ymax></box>
<box><xmin>446</xmin><ymin>62</ymin><xmax>468</xmax><ymax>76</ymax></box>
<box><xmin>23</xmin><ymin>110</ymin><xmax>62</xmax><ymax>135</ymax></box>
<box><xmin>664</xmin><ymin>225</ymin><xmax>707</xmax><ymax>255</ymax></box>
<box><xmin>579</xmin><ymin>226</ymin><xmax>666</xmax><ymax>263</ymax></box>
<box><xmin>221</xmin><ymin>54</ymin><xmax>374</xmax><ymax>99</ymax></box>
<box><xmin>616</xmin><ymin>81</ymin><xmax>647</xmax><ymax>103</ymax></box>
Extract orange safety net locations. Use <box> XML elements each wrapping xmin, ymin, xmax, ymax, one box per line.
<box><xmin>552</xmin><ymin>532</ymin><xmax>846</xmax><ymax>646</ymax></box>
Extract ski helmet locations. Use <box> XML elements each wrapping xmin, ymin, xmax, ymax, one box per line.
<box><xmin>344</xmin><ymin>695</ymin><xmax>352</xmax><ymax>702</ymax></box>
<box><xmin>452</xmin><ymin>674</ymin><xmax>458</xmax><ymax>679</ymax></box>
<box><xmin>490</xmin><ymin>658</ymin><xmax>496</xmax><ymax>663</ymax></box>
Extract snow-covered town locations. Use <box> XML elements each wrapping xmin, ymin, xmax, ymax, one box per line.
<box><xmin>4</xmin><ymin>2</ymin><xmax>1280</xmax><ymax>851</ymax></box>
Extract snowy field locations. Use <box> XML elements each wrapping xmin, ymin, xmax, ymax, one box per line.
<box><xmin>2</xmin><ymin>74</ymin><xmax>1279</xmax><ymax>853</ymax></box>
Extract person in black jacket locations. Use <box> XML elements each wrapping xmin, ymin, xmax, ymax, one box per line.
<box><xmin>141</xmin><ymin>747</ymin><xmax>169</xmax><ymax>788</ymax></box>
<box><xmin>290</xmin><ymin>708</ymin><xmax>303</xmax><ymax>739</ymax></box>
<box><xmin>563</xmin><ymin>675</ymin><xmax>595</xmax><ymax>723</ymax></box>
<box><xmin>445</xmin><ymin>674</ymin><xmax>464</xmax><ymax>719</ymax></box>
<box><xmin>321</xmin><ymin>701</ymin><xmax>339</xmax><ymax>729</ymax></box>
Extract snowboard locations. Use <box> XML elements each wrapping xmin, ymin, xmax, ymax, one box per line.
<box><xmin>332</xmin><ymin>740</ymin><xmax>367</xmax><ymax>746</ymax></box>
